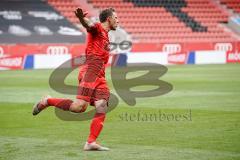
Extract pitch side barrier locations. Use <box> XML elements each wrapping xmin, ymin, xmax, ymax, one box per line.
<box><xmin>0</xmin><ymin>42</ymin><xmax>239</xmax><ymax>70</ymax></box>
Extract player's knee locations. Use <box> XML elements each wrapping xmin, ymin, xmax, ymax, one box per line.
<box><xmin>77</xmin><ymin>104</ymin><xmax>88</xmax><ymax>113</ymax></box>
<box><xmin>70</xmin><ymin>100</ymin><xmax>88</xmax><ymax>113</ymax></box>
<box><xmin>95</xmin><ymin>100</ymin><xmax>107</xmax><ymax>113</ymax></box>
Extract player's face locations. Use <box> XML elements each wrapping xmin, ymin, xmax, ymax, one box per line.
<box><xmin>108</xmin><ymin>12</ymin><xmax>119</xmax><ymax>30</ymax></box>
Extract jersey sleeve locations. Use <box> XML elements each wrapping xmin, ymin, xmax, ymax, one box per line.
<box><xmin>87</xmin><ymin>23</ymin><xmax>100</xmax><ymax>35</ymax></box>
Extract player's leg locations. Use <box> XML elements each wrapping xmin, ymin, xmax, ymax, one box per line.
<box><xmin>84</xmin><ymin>99</ymin><xmax>109</xmax><ymax>151</ymax></box>
<box><xmin>69</xmin><ymin>99</ymin><xmax>88</xmax><ymax>113</ymax></box>
<box><xmin>84</xmin><ymin>77</ymin><xmax>110</xmax><ymax>151</ymax></box>
<box><xmin>87</xmin><ymin>99</ymin><xmax>107</xmax><ymax>143</ymax></box>
<box><xmin>32</xmin><ymin>95</ymin><xmax>51</xmax><ymax>115</ymax></box>
<box><xmin>32</xmin><ymin>97</ymin><xmax>88</xmax><ymax>116</ymax></box>
<box><xmin>33</xmin><ymin>66</ymin><xmax>90</xmax><ymax>116</ymax></box>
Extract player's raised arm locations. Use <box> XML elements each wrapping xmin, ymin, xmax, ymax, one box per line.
<box><xmin>74</xmin><ymin>8</ymin><xmax>96</xmax><ymax>33</ymax></box>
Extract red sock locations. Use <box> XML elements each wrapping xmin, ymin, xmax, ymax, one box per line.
<box><xmin>87</xmin><ymin>113</ymin><xmax>106</xmax><ymax>143</ymax></box>
<box><xmin>47</xmin><ymin>98</ymin><xmax>73</xmax><ymax>111</ymax></box>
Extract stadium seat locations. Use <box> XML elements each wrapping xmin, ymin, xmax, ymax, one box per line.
<box><xmin>0</xmin><ymin>0</ymin><xmax>85</xmax><ymax>43</ymax></box>
<box><xmin>47</xmin><ymin>0</ymin><xmax>237</xmax><ymax>43</ymax></box>
<box><xmin>220</xmin><ymin>0</ymin><xmax>240</xmax><ymax>13</ymax></box>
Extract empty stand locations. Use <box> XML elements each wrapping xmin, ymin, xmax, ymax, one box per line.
<box><xmin>48</xmin><ymin>0</ymin><xmax>237</xmax><ymax>43</ymax></box>
<box><xmin>0</xmin><ymin>0</ymin><xmax>85</xmax><ymax>43</ymax></box>
<box><xmin>220</xmin><ymin>0</ymin><xmax>240</xmax><ymax>13</ymax></box>
<box><xmin>48</xmin><ymin>0</ymin><xmax>80</xmax><ymax>24</ymax></box>
<box><xmin>125</xmin><ymin>0</ymin><xmax>207</xmax><ymax>32</ymax></box>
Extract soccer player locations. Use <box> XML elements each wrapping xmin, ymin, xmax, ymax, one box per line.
<box><xmin>32</xmin><ymin>8</ymin><xmax>119</xmax><ymax>151</ymax></box>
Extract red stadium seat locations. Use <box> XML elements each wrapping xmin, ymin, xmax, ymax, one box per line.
<box><xmin>48</xmin><ymin>0</ymin><xmax>237</xmax><ymax>43</ymax></box>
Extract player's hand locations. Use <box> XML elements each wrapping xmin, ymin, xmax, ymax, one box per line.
<box><xmin>74</xmin><ymin>8</ymin><xmax>88</xmax><ymax>19</ymax></box>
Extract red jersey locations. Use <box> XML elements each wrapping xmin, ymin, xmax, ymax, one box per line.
<box><xmin>85</xmin><ymin>23</ymin><xmax>110</xmax><ymax>64</ymax></box>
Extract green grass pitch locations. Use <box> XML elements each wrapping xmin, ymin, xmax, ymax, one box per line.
<box><xmin>0</xmin><ymin>64</ymin><xmax>240</xmax><ymax>160</ymax></box>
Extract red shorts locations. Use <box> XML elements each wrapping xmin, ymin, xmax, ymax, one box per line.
<box><xmin>76</xmin><ymin>59</ymin><xmax>110</xmax><ymax>106</ymax></box>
